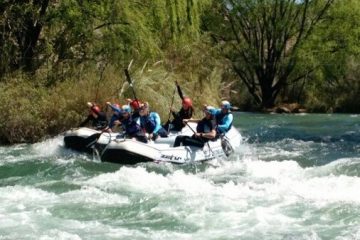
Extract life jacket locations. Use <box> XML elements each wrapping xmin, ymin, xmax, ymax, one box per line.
<box><xmin>196</xmin><ymin>118</ymin><xmax>216</xmax><ymax>133</ymax></box>
<box><xmin>140</xmin><ymin>115</ymin><xmax>156</xmax><ymax>133</ymax></box>
<box><xmin>108</xmin><ymin>114</ymin><xmax>123</xmax><ymax>129</ymax></box>
<box><xmin>171</xmin><ymin>107</ymin><xmax>194</xmax><ymax>131</ymax></box>
<box><xmin>215</xmin><ymin>112</ymin><xmax>232</xmax><ymax>132</ymax></box>
<box><xmin>94</xmin><ymin>112</ymin><xmax>108</xmax><ymax>129</ymax></box>
<box><xmin>121</xmin><ymin>116</ymin><xmax>141</xmax><ymax>136</ymax></box>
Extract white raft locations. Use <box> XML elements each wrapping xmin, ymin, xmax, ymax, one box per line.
<box><xmin>95</xmin><ymin>123</ymin><xmax>241</xmax><ymax>165</ymax></box>
<box><xmin>63</xmin><ymin>127</ymin><xmax>101</xmax><ymax>153</ymax></box>
<box><xmin>63</xmin><ymin>123</ymin><xmax>196</xmax><ymax>154</ymax></box>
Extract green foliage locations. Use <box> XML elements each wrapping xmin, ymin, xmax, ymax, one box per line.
<box><xmin>2</xmin><ymin>0</ymin><xmax>360</xmax><ymax>144</ymax></box>
<box><xmin>1</xmin><ymin>0</ymin><xmax>213</xmax><ymax>79</ymax></box>
<box><xmin>298</xmin><ymin>0</ymin><xmax>360</xmax><ymax>112</ymax></box>
<box><xmin>0</xmin><ymin>38</ymin><xmax>223</xmax><ymax>144</ymax></box>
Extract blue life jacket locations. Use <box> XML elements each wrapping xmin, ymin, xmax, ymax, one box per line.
<box><xmin>140</xmin><ymin>115</ymin><xmax>156</xmax><ymax>133</ymax></box>
<box><xmin>215</xmin><ymin>111</ymin><xmax>233</xmax><ymax>134</ymax></box>
<box><xmin>140</xmin><ymin>112</ymin><xmax>163</xmax><ymax>134</ymax></box>
<box><xmin>108</xmin><ymin>114</ymin><xmax>123</xmax><ymax>129</ymax></box>
<box><xmin>121</xmin><ymin>116</ymin><xmax>141</xmax><ymax>136</ymax></box>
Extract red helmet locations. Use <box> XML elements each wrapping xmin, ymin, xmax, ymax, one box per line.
<box><xmin>90</xmin><ymin>106</ymin><xmax>100</xmax><ymax>114</ymax></box>
<box><xmin>130</xmin><ymin>99</ymin><xmax>141</xmax><ymax>110</ymax></box>
<box><xmin>182</xmin><ymin>97</ymin><xmax>192</xmax><ymax>107</ymax></box>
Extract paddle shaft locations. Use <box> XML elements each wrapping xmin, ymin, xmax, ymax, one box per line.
<box><xmin>167</xmin><ymin>87</ymin><xmax>177</xmax><ymax>123</ymax></box>
<box><xmin>184</xmin><ymin>121</ymin><xmax>216</xmax><ymax>156</ymax></box>
<box><xmin>124</xmin><ymin>68</ymin><xmax>138</xmax><ymax>100</ymax></box>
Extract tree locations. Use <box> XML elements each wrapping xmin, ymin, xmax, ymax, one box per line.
<box><xmin>0</xmin><ymin>1</ymin><xmax>50</xmax><ymax>74</ymax></box>
<box><xmin>213</xmin><ymin>0</ymin><xmax>334</xmax><ymax>108</ymax></box>
<box><xmin>298</xmin><ymin>0</ymin><xmax>360</xmax><ymax>112</ymax></box>
<box><xmin>0</xmin><ymin>0</ymin><xmax>213</xmax><ymax>80</ymax></box>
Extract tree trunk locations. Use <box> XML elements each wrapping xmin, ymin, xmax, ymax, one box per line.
<box><xmin>260</xmin><ymin>78</ymin><xmax>276</xmax><ymax>108</ymax></box>
<box><xmin>21</xmin><ymin>0</ymin><xmax>50</xmax><ymax>73</ymax></box>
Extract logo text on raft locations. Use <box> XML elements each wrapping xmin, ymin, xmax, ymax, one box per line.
<box><xmin>204</xmin><ymin>149</ymin><xmax>223</xmax><ymax>156</ymax></box>
<box><xmin>160</xmin><ymin>154</ymin><xmax>182</xmax><ymax>161</ymax></box>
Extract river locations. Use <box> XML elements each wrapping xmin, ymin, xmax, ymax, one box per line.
<box><xmin>0</xmin><ymin>113</ymin><xmax>359</xmax><ymax>240</ymax></box>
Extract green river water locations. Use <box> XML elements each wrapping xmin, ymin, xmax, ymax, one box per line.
<box><xmin>0</xmin><ymin>113</ymin><xmax>359</xmax><ymax>240</ymax></box>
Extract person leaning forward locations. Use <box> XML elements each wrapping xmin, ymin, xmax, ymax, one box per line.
<box><xmin>118</xmin><ymin>104</ymin><xmax>147</xmax><ymax>143</ymax></box>
<box><xmin>103</xmin><ymin>102</ymin><xmax>123</xmax><ymax>132</ymax></box>
<box><xmin>79</xmin><ymin>102</ymin><xmax>108</xmax><ymax>130</ymax></box>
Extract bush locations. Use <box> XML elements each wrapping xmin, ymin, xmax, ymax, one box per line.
<box><xmin>0</xmin><ymin>56</ymin><xmax>223</xmax><ymax>144</ymax></box>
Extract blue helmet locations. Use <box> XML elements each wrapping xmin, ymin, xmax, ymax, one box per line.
<box><xmin>221</xmin><ymin>100</ymin><xmax>231</xmax><ymax>110</ymax></box>
<box><xmin>204</xmin><ymin>106</ymin><xmax>216</xmax><ymax>116</ymax></box>
<box><xmin>121</xmin><ymin>104</ymin><xmax>131</xmax><ymax>113</ymax></box>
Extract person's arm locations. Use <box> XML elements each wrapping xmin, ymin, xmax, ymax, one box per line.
<box><xmin>217</xmin><ymin>114</ymin><xmax>233</xmax><ymax>133</ymax></box>
<box><xmin>197</xmin><ymin>129</ymin><xmax>216</xmax><ymax>139</ymax></box>
<box><xmin>106</xmin><ymin>102</ymin><xmax>117</xmax><ymax>112</ymax></box>
<box><xmin>185</xmin><ymin>107</ymin><xmax>194</xmax><ymax>119</ymax></box>
<box><xmin>184</xmin><ymin>118</ymin><xmax>200</xmax><ymax>123</ymax></box>
<box><xmin>108</xmin><ymin>114</ymin><xmax>119</xmax><ymax>129</ymax></box>
<box><xmin>176</xmin><ymin>81</ymin><xmax>184</xmax><ymax>100</ymax></box>
<box><xmin>152</xmin><ymin>113</ymin><xmax>162</xmax><ymax>134</ymax></box>
<box><xmin>172</xmin><ymin>109</ymin><xmax>180</xmax><ymax>119</ymax></box>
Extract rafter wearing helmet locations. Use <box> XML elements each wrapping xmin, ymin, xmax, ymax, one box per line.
<box><xmin>79</xmin><ymin>102</ymin><xmax>108</xmax><ymax>130</ymax></box>
<box><xmin>163</xmin><ymin>81</ymin><xmax>194</xmax><ymax>131</ymax></box>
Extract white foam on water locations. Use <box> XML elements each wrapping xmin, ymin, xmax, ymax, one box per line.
<box><xmin>59</xmin><ymin>186</ymin><xmax>129</xmax><ymax>206</ymax></box>
<box><xmin>311</xmin><ymin>157</ymin><xmax>360</xmax><ymax>177</ymax></box>
<box><xmin>0</xmin><ymin>136</ymin><xmax>67</xmax><ymax>166</ymax></box>
<box><xmin>1</xmin><ymin>138</ymin><xmax>360</xmax><ymax>239</ymax></box>
<box><xmin>31</xmin><ymin>135</ymin><xmax>64</xmax><ymax>157</ymax></box>
<box><xmin>0</xmin><ymin>186</ymin><xmax>57</xmax><ymax>206</ymax></box>
<box><xmin>0</xmin><ymin>144</ymin><xmax>36</xmax><ymax>165</ymax></box>
<box><xmin>1</xmin><ymin>157</ymin><xmax>359</xmax><ymax>239</ymax></box>
<box><xmin>84</xmin><ymin>166</ymin><xmax>172</xmax><ymax>194</ymax></box>
<box><xmin>39</xmin><ymin>230</ymin><xmax>82</xmax><ymax>240</ymax></box>
<box><xmin>0</xmin><ymin>186</ymin><xmax>56</xmax><ymax>235</ymax></box>
<box><xmin>167</xmin><ymin>158</ymin><xmax>360</xmax><ymax>239</ymax></box>
<box><xmin>243</xmin><ymin>159</ymin><xmax>360</xmax><ymax>204</ymax></box>
<box><xmin>0</xmin><ymin>184</ymin><xmax>145</xmax><ymax>239</ymax></box>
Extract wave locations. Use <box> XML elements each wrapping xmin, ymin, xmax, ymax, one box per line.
<box><xmin>1</xmin><ymin>155</ymin><xmax>360</xmax><ymax>239</ymax></box>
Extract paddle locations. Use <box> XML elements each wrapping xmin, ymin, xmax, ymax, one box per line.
<box><xmin>166</xmin><ymin>86</ymin><xmax>177</xmax><ymax>131</ymax></box>
<box><xmin>85</xmin><ymin>132</ymin><xmax>102</xmax><ymax>148</ymax></box>
<box><xmin>184</xmin><ymin>121</ymin><xmax>216</xmax><ymax>157</ymax></box>
<box><xmin>124</xmin><ymin>68</ymin><xmax>138</xmax><ymax>101</ymax></box>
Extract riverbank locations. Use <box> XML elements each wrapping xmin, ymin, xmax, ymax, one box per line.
<box><xmin>0</xmin><ymin>69</ymin><xmax>359</xmax><ymax>145</ymax></box>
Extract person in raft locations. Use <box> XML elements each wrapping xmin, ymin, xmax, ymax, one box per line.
<box><xmin>103</xmin><ymin>102</ymin><xmax>123</xmax><ymax>132</ymax></box>
<box><xmin>163</xmin><ymin>81</ymin><xmax>194</xmax><ymax>132</ymax></box>
<box><xmin>119</xmin><ymin>104</ymin><xmax>147</xmax><ymax>143</ymax></box>
<box><xmin>173</xmin><ymin>105</ymin><xmax>217</xmax><ymax>148</ymax></box>
<box><xmin>214</xmin><ymin>100</ymin><xmax>234</xmax><ymax>135</ymax></box>
<box><xmin>126</xmin><ymin>98</ymin><xmax>142</xmax><ymax>119</ymax></box>
<box><xmin>79</xmin><ymin>102</ymin><xmax>108</xmax><ymax>130</ymax></box>
<box><xmin>138</xmin><ymin>102</ymin><xmax>168</xmax><ymax>141</ymax></box>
